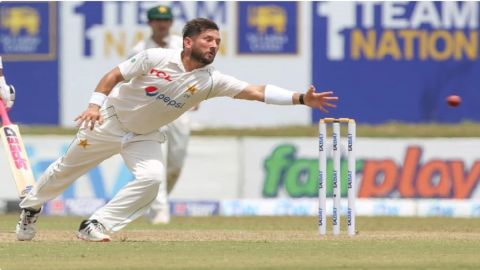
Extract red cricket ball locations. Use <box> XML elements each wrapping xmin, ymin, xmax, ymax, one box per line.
<box><xmin>446</xmin><ymin>95</ymin><xmax>461</xmax><ymax>107</ymax></box>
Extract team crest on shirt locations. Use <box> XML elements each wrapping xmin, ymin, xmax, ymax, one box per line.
<box><xmin>77</xmin><ymin>139</ymin><xmax>90</xmax><ymax>149</ymax></box>
<box><xmin>145</xmin><ymin>86</ymin><xmax>159</xmax><ymax>96</ymax></box>
<box><xmin>181</xmin><ymin>84</ymin><xmax>197</xmax><ymax>98</ymax></box>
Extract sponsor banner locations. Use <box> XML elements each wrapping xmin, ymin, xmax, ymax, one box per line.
<box><xmin>358</xmin><ymin>199</ymin><xmax>417</xmax><ymax>216</ymax></box>
<box><xmin>417</xmin><ymin>199</ymin><xmax>480</xmax><ymax>217</ymax></box>
<box><xmin>6</xmin><ymin>198</ymin><xmax>480</xmax><ymax>217</ymax></box>
<box><xmin>221</xmin><ymin>198</ymin><xmax>414</xmax><ymax>217</ymax></box>
<box><xmin>170</xmin><ymin>137</ymin><xmax>241</xmax><ymax>200</ymax></box>
<box><xmin>44</xmin><ymin>199</ymin><xmax>66</xmax><ymax>216</ymax></box>
<box><xmin>43</xmin><ymin>198</ymin><xmax>107</xmax><ymax>216</ymax></box>
<box><xmin>64</xmin><ymin>198</ymin><xmax>107</xmax><ymax>216</ymax></box>
<box><xmin>2</xmin><ymin>136</ymin><xmax>479</xmax><ymax>202</ymax></box>
<box><xmin>237</xmin><ymin>1</ymin><xmax>298</xmax><ymax>54</ymax></box>
<box><xmin>244</xmin><ymin>137</ymin><xmax>480</xmax><ymax>199</ymax></box>
<box><xmin>0</xmin><ymin>2</ymin><xmax>56</xmax><ymax>60</ymax></box>
<box><xmin>0</xmin><ymin>1</ymin><xmax>59</xmax><ymax>124</ymax></box>
<box><xmin>312</xmin><ymin>2</ymin><xmax>480</xmax><ymax>124</ymax></box>
<box><xmin>0</xmin><ymin>136</ymin><xmax>135</xmax><ymax>200</ymax></box>
<box><xmin>221</xmin><ymin>198</ymin><xmax>480</xmax><ymax>217</ymax></box>
<box><xmin>40</xmin><ymin>199</ymin><xmax>218</xmax><ymax>217</ymax></box>
<box><xmin>0</xmin><ymin>136</ymin><xmax>240</xmax><ymax>201</ymax></box>
<box><xmin>222</xmin><ymin>198</ymin><xmax>317</xmax><ymax>216</ymax></box>
<box><xmin>170</xmin><ymin>200</ymin><xmax>220</xmax><ymax>216</ymax></box>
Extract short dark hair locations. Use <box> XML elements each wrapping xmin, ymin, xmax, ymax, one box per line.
<box><xmin>182</xmin><ymin>18</ymin><xmax>219</xmax><ymax>39</ymax></box>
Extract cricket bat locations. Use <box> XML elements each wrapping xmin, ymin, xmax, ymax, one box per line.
<box><xmin>0</xmin><ymin>57</ymin><xmax>35</xmax><ymax>198</ymax></box>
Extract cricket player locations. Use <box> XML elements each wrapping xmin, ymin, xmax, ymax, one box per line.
<box><xmin>130</xmin><ymin>5</ymin><xmax>187</xmax><ymax>224</ymax></box>
<box><xmin>15</xmin><ymin>18</ymin><xmax>338</xmax><ymax>242</ymax></box>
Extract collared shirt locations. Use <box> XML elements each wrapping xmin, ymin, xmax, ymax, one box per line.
<box><xmin>107</xmin><ymin>48</ymin><xmax>248</xmax><ymax>134</ymax></box>
<box><xmin>129</xmin><ymin>34</ymin><xmax>186</xmax><ymax>132</ymax></box>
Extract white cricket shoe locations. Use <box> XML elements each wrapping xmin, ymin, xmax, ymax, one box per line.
<box><xmin>149</xmin><ymin>209</ymin><xmax>170</xmax><ymax>224</ymax></box>
<box><xmin>76</xmin><ymin>219</ymin><xmax>111</xmax><ymax>242</ymax></box>
<box><xmin>16</xmin><ymin>207</ymin><xmax>42</xmax><ymax>241</ymax></box>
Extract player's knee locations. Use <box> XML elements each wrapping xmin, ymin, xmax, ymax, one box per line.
<box><xmin>46</xmin><ymin>159</ymin><xmax>75</xmax><ymax>180</ymax></box>
<box><xmin>136</xmin><ymin>168</ymin><xmax>164</xmax><ymax>185</ymax></box>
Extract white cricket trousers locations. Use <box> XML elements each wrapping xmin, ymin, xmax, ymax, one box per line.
<box><xmin>20</xmin><ymin>106</ymin><xmax>166</xmax><ymax>232</ymax></box>
<box><xmin>149</xmin><ymin>113</ymin><xmax>190</xmax><ymax>215</ymax></box>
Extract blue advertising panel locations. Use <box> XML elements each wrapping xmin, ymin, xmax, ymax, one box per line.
<box><xmin>0</xmin><ymin>2</ymin><xmax>58</xmax><ymax>124</ymax></box>
<box><xmin>312</xmin><ymin>2</ymin><xmax>480</xmax><ymax>124</ymax></box>
<box><xmin>237</xmin><ymin>1</ymin><xmax>297</xmax><ymax>54</ymax></box>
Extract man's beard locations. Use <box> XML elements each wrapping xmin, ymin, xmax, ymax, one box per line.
<box><xmin>191</xmin><ymin>47</ymin><xmax>215</xmax><ymax>65</ymax></box>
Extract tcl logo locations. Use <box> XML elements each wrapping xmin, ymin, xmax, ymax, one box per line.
<box><xmin>150</xmin><ymin>68</ymin><xmax>172</xmax><ymax>82</ymax></box>
<box><xmin>3</xmin><ymin>127</ymin><xmax>28</xmax><ymax>170</ymax></box>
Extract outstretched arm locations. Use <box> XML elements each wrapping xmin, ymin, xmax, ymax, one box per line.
<box><xmin>234</xmin><ymin>84</ymin><xmax>338</xmax><ymax>113</ymax></box>
<box><xmin>75</xmin><ymin>67</ymin><xmax>125</xmax><ymax>130</ymax></box>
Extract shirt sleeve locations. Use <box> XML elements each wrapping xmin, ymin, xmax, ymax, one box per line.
<box><xmin>211</xmin><ymin>71</ymin><xmax>249</xmax><ymax>98</ymax></box>
<box><xmin>118</xmin><ymin>48</ymin><xmax>168</xmax><ymax>81</ymax></box>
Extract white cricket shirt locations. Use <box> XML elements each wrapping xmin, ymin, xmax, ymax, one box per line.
<box><xmin>107</xmin><ymin>48</ymin><xmax>248</xmax><ymax>134</ymax></box>
<box><xmin>130</xmin><ymin>35</ymin><xmax>183</xmax><ymax>55</ymax></box>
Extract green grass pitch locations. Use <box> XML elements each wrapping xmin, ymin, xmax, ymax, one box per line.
<box><xmin>1</xmin><ymin>215</ymin><xmax>479</xmax><ymax>269</ymax></box>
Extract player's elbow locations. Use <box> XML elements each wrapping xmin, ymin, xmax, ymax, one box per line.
<box><xmin>98</xmin><ymin>67</ymin><xmax>124</xmax><ymax>87</ymax></box>
<box><xmin>107</xmin><ymin>67</ymin><xmax>125</xmax><ymax>84</ymax></box>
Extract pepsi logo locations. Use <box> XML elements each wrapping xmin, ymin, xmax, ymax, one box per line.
<box><xmin>145</xmin><ymin>86</ymin><xmax>159</xmax><ymax>96</ymax></box>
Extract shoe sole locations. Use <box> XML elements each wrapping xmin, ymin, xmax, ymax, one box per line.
<box><xmin>76</xmin><ymin>233</ymin><xmax>111</xmax><ymax>242</ymax></box>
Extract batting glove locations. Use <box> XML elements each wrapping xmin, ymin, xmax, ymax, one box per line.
<box><xmin>0</xmin><ymin>83</ymin><xmax>15</xmax><ymax>109</ymax></box>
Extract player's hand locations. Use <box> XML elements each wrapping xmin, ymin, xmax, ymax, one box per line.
<box><xmin>75</xmin><ymin>104</ymin><xmax>104</xmax><ymax>130</ymax></box>
<box><xmin>303</xmin><ymin>85</ymin><xmax>338</xmax><ymax>113</ymax></box>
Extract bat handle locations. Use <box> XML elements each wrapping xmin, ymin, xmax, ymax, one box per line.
<box><xmin>0</xmin><ymin>100</ymin><xmax>12</xmax><ymax>126</ymax></box>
